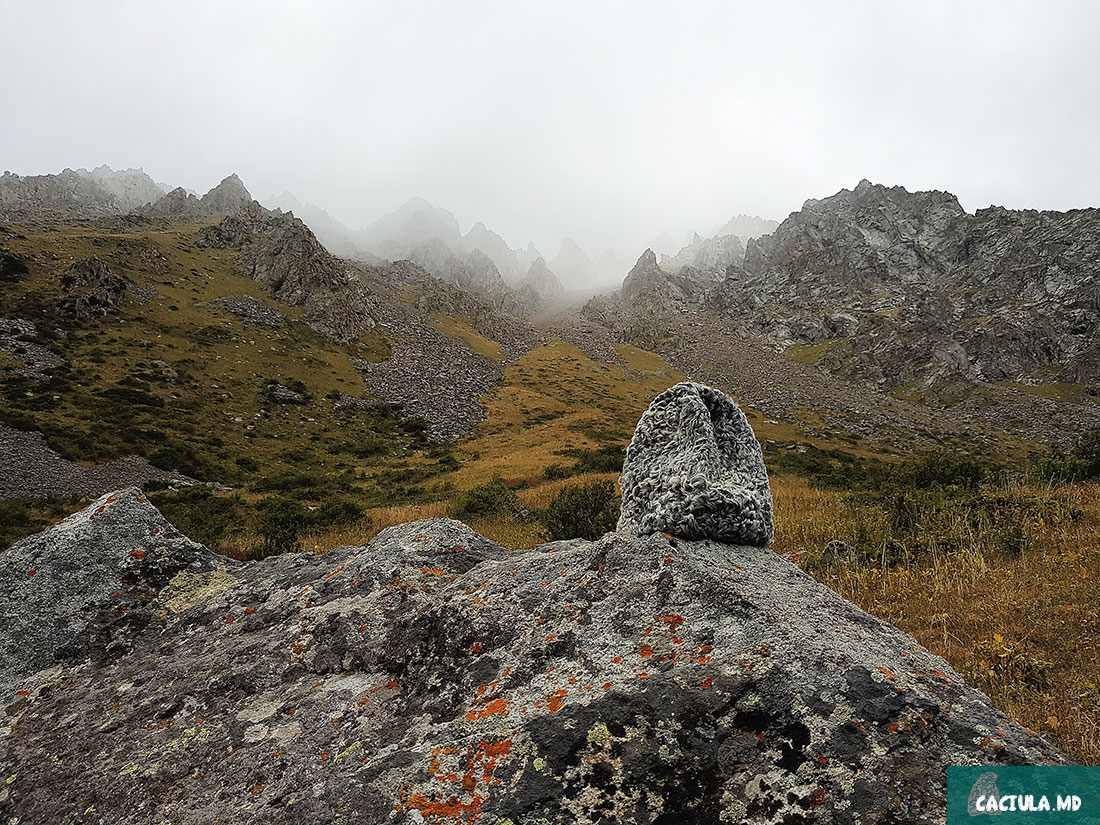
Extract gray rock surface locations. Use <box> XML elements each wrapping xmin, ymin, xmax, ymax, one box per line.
<box><xmin>198</xmin><ymin>173</ymin><xmax>254</xmax><ymax>214</ymax></box>
<box><xmin>0</xmin><ymin>487</ymin><xmax>217</xmax><ymax>686</ymax></box>
<box><xmin>617</xmin><ymin>382</ymin><xmax>774</xmax><ymax>545</ymax></box>
<box><xmin>358</xmin><ymin>323</ymin><xmax>502</xmax><ymax>442</ymax></box>
<box><xmin>0</xmin><ymin>318</ymin><xmax>65</xmax><ymax>378</ymax></box>
<box><xmin>660</xmin><ymin>232</ymin><xmax>746</xmax><ymax>278</ymax></box>
<box><xmin>0</xmin><ymin>167</ymin><xmax>164</xmax><ymax>218</ymax></box>
<box><xmin>522</xmin><ymin>255</ymin><xmax>565</xmax><ymax>300</ymax></box>
<box><xmin>198</xmin><ymin>208</ymin><xmax>351</xmax><ymax>305</ymax></box>
<box><xmin>0</xmin><ymin>510</ymin><xmax>1066</xmax><ymax>824</ymax></box>
<box><xmin>721</xmin><ymin>180</ymin><xmax>1100</xmax><ymax>392</ymax></box>
<box><xmin>140</xmin><ymin>185</ymin><xmax>206</xmax><ymax>217</ymax></box>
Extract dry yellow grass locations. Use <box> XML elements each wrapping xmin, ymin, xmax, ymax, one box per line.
<box><xmin>449</xmin><ymin>339</ymin><xmax>683</xmax><ymax>485</ymax></box>
<box><xmin>428</xmin><ymin>312</ymin><xmax>504</xmax><ymax>361</ymax></box>
<box><xmin>771</xmin><ymin>474</ymin><xmax>1100</xmax><ymax>763</ymax></box>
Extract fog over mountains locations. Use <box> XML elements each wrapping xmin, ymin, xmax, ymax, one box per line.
<box><xmin>4</xmin><ymin>3</ymin><xmax>1097</xmax><ymax>261</ymax></box>
<box><xmin>256</xmin><ymin>187</ymin><xmax>772</xmax><ymax>291</ymax></box>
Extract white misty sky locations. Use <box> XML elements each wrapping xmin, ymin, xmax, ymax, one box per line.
<box><xmin>2</xmin><ymin>0</ymin><xmax>1098</xmax><ymax>257</ymax></box>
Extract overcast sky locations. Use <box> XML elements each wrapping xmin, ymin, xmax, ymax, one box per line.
<box><xmin>2</xmin><ymin>0</ymin><xmax>1098</xmax><ymax>257</ymax></box>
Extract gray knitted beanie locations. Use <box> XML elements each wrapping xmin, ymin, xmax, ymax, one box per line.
<box><xmin>616</xmin><ymin>382</ymin><xmax>774</xmax><ymax>545</ymax></box>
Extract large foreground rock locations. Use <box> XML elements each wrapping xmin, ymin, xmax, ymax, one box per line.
<box><xmin>0</xmin><ymin>511</ymin><xmax>1064</xmax><ymax>824</ymax></box>
<box><xmin>0</xmin><ymin>488</ymin><xmax>217</xmax><ymax>686</ymax></box>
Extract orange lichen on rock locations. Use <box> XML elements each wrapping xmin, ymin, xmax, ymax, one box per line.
<box><xmin>465</xmin><ymin>698</ymin><xmax>511</xmax><ymax>721</ymax></box>
<box><xmin>547</xmin><ymin>689</ymin><xmax>568</xmax><ymax>713</ymax></box>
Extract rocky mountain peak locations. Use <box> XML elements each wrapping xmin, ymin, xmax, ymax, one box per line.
<box><xmin>713</xmin><ymin>213</ymin><xmax>779</xmax><ymax>240</ymax></box>
<box><xmin>358</xmin><ymin>197</ymin><xmax>464</xmax><ymax>260</ymax></box>
<box><xmin>521</xmin><ymin>255</ymin><xmax>564</xmax><ymax>299</ymax></box>
<box><xmin>620</xmin><ymin>248</ymin><xmax>665</xmax><ymax>303</ymax></box>
<box><xmin>198</xmin><ymin>209</ymin><xmax>348</xmax><ymax>305</ymax></box>
<box><xmin>464</xmin><ymin>221</ymin><xmax>524</xmax><ymax>282</ymax></box>
<box><xmin>141</xmin><ymin>186</ymin><xmax>204</xmax><ymax>216</ymax></box>
<box><xmin>199</xmin><ymin>173</ymin><xmax>254</xmax><ymax>214</ymax></box>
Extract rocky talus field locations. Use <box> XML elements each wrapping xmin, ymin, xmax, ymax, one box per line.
<box><xmin>0</xmin><ymin>387</ymin><xmax>1067</xmax><ymax>825</ymax></box>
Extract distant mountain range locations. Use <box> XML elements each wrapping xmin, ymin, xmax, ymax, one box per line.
<box><xmin>585</xmin><ymin>179</ymin><xmax>1100</xmax><ymax>404</ymax></box>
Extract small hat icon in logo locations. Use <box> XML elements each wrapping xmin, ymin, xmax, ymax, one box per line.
<box><xmin>968</xmin><ymin>772</ymin><xmax>1001</xmax><ymax>816</ymax></box>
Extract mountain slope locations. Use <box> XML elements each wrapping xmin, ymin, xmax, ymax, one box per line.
<box><xmin>722</xmin><ymin>179</ymin><xmax>1100</xmax><ymax>391</ymax></box>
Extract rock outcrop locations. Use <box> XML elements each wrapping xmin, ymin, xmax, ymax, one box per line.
<box><xmin>660</xmin><ymin>232</ymin><xmax>746</xmax><ymax>278</ymax></box>
<box><xmin>76</xmin><ymin>165</ymin><xmax>167</xmax><ymax>212</ymax></box>
<box><xmin>199</xmin><ymin>173</ymin><xmax>254</xmax><ymax>214</ymax></box>
<box><xmin>358</xmin><ymin>197</ymin><xmax>466</xmax><ymax>261</ymax></box>
<box><xmin>198</xmin><ymin>209</ymin><xmax>350</xmax><ymax>305</ymax></box>
<box><xmin>57</xmin><ymin>256</ymin><xmax>130</xmax><ymax>322</ymax></box>
<box><xmin>720</xmin><ymin>180</ymin><xmax>1100</xmax><ymax>391</ymax></box>
<box><xmin>521</xmin><ymin>256</ymin><xmax>565</xmax><ymax>300</ymax></box>
<box><xmin>0</xmin><ymin>167</ymin><xmax>165</xmax><ymax>218</ymax></box>
<box><xmin>713</xmin><ymin>214</ymin><xmax>779</xmax><ymax>241</ymax></box>
<box><xmin>0</xmin><ymin>498</ymin><xmax>1066</xmax><ymax>823</ymax></box>
<box><xmin>0</xmin><ymin>488</ymin><xmax>216</xmax><ymax>685</ymax></box>
<box><xmin>620</xmin><ymin>249</ymin><xmax>706</xmax><ymax>312</ymax></box>
<box><xmin>464</xmin><ymin>221</ymin><xmax>526</xmax><ymax>283</ymax></box>
<box><xmin>617</xmin><ymin>382</ymin><xmax>774</xmax><ymax>545</ymax></box>
<box><xmin>549</xmin><ymin>237</ymin><xmax>596</xmax><ymax>288</ymax></box>
<box><xmin>140</xmin><ymin>185</ymin><xmax>206</xmax><ymax>217</ymax></box>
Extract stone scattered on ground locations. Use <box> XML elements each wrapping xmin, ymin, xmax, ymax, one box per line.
<box><xmin>0</xmin><ymin>424</ymin><xmax>194</xmax><ymax>501</ymax></box>
<box><xmin>212</xmin><ymin>293</ymin><xmax>287</xmax><ymax>327</ymax></box>
<box><xmin>0</xmin><ymin>318</ymin><xmax>65</xmax><ymax>379</ymax></box>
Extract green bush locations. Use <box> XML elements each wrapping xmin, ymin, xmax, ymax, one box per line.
<box><xmin>1077</xmin><ymin>429</ymin><xmax>1100</xmax><ymax>478</ymax></box>
<box><xmin>235</xmin><ymin>456</ymin><xmax>259</xmax><ymax>473</ymax></box>
<box><xmin>251</xmin><ymin>495</ymin><xmax>369</xmax><ymax>558</ymax></box>
<box><xmin>1029</xmin><ymin>428</ymin><xmax>1100</xmax><ymax>482</ymax></box>
<box><xmin>895</xmin><ymin>450</ymin><xmax>987</xmax><ymax>491</ymax></box>
<box><xmin>255</xmin><ymin>498</ymin><xmax>310</xmax><ymax>557</ymax></box>
<box><xmin>148</xmin><ymin>443</ymin><xmax>219</xmax><ymax>480</ymax></box>
<box><xmin>540</xmin><ymin>479</ymin><xmax>620</xmax><ymax>541</ymax></box>
<box><xmin>314</xmin><ymin>496</ymin><xmax>365</xmax><ymax>526</ymax></box>
<box><xmin>543</xmin><ymin>463</ymin><xmax>572</xmax><ymax>480</ymax></box>
<box><xmin>150</xmin><ymin>487</ymin><xmax>245</xmax><ymax>548</ymax></box>
<box><xmin>542</xmin><ymin>444</ymin><xmax>625</xmax><ymax>480</ymax></box>
<box><xmin>454</xmin><ymin>478</ymin><xmax>518</xmax><ymax>519</ymax></box>
<box><xmin>0</xmin><ymin>499</ymin><xmax>75</xmax><ymax>549</ymax></box>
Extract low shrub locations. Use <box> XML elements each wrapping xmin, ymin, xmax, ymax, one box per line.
<box><xmin>251</xmin><ymin>495</ymin><xmax>369</xmax><ymax>558</ymax></box>
<box><xmin>543</xmin><ymin>444</ymin><xmax>625</xmax><ymax>480</ymax></box>
<box><xmin>150</xmin><ymin>487</ymin><xmax>245</xmax><ymax>548</ymax></box>
<box><xmin>540</xmin><ymin>479</ymin><xmax>620</xmax><ymax>541</ymax></box>
<box><xmin>455</xmin><ymin>478</ymin><xmax>518</xmax><ymax>519</ymax></box>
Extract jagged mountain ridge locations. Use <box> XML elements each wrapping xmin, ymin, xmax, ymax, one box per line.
<box><xmin>594</xmin><ymin>180</ymin><xmax>1100</xmax><ymax>400</ymax></box>
<box><xmin>713</xmin><ymin>213</ymin><xmax>779</xmax><ymax>240</ymax></box>
<box><xmin>0</xmin><ymin>166</ymin><xmax>166</xmax><ymax>217</ymax></box>
<box><xmin>722</xmin><ymin>179</ymin><xmax>1100</xmax><ymax>390</ymax></box>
